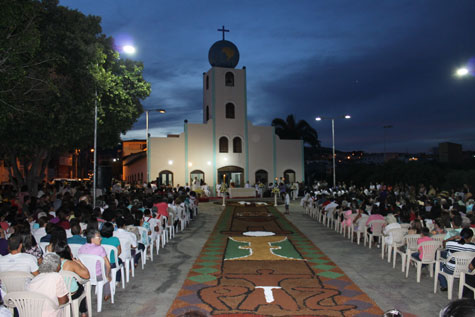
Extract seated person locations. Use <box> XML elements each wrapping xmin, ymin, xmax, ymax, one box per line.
<box><xmin>54</xmin><ymin>241</ymin><xmax>89</xmax><ymax>317</ymax></box>
<box><xmin>411</xmin><ymin>227</ymin><xmax>432</xmax><ymax>261</ymax></box>
<box><xmin>100</xmin><ymin>222</ymin><xmax>122</xmax><ymax>282</ymax></box>
<box><xmin>40</xmin><ymin>222</ymin><xmax>58</xmax><ymax>243</ymax></box>
<box><xmin>438</xmin><ymin>228</ymin><xmax>475</xmax><ymax>291</ymax></box>
<box><xmin>67</xmin><ymin>223</ymin><xmax>86</xmax><ymax>245</ymax></box>
<box><xmin>78</xmin><ymin>229</ymin><xmax>112</xmax><ymax>301</ymax></box>
<box><xmin>0</xmin><ymin>233</ymin><xmax>39</xmax><ymax>275</ymax></box>
<box><xmin>27</xmin><ymin>253</ymin><xmax>69</xmax><ymax>317</ymax></box>
<box><xmin>113</xmin><ymin>217</ymin><xmax>139</xmax><ymax>266</ymax></box>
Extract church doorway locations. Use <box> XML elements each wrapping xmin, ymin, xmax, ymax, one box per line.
<box><xmin>255</xmin><ymin>169</ymin><xmax>268</xmax><ymax>185</ymax></box>
<box><xmin>283</xmin><ymin>169</ymin><xmax>296</xmax><ymax>184</ymax></box>
<box><xmin>158</xmin><ymin>170</ymin><xmax>173</xmax><ymax>187</ymax></box>
<box><xmin>190</xmin><ymin>170</ymin><xmax>205</xmax><ymax>188</ymax></box>
<box><xmin>218</xmin><ymin>166</ymin><xmax>244</xmax><ymax>187</ymax></box>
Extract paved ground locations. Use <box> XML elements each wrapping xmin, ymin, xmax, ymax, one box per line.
<box><xmin>96</xmin><ymin>200</ymin><xmax>449</xmax><ymax>317</ymax></box>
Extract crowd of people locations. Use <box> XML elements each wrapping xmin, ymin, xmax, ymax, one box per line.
<box><xmin>301</xmin><ymin>181</ymin><xmax>475</xmax><ymax>303</ymax></box>
<box><xmin>0</xmin><ymin>180</ymin><xmax>199</xmax><ymax>316</ymax></box>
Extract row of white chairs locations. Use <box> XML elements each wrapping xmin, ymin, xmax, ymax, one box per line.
<box><xmin>2</xmin><ymin>204</ymin><xmax>198</xmax><ymax>316</ymax></box>
<box><xmin>303</xmin><ymin>202</ymin><xmax>475</xmax><ymax>301</ymax></box>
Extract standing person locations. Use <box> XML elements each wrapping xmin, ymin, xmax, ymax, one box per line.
<box><xmin>284</xmin><ymin>191</ymin><xmax>290</xmax><ymax>215</ymax></box>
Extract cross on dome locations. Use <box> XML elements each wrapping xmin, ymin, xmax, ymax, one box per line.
<box><xmin>217</xmin><ymin>25</ymin><xmax>229</xmax><ymax>40</ymax></box>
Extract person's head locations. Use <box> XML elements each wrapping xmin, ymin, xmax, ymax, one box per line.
<box><xmin>38</xmin><ymin>216</ymin><xmax>48</xmax><ymax>228</ymax></box>
<box><xmin>71</xmin><ymin>223</ymin><xmax>82</xmax><ymax>236</ymax></box>
<box><xmin>440</xmin><ymin>299</ymin><xmax>475</xmax><ymax>317</ymax></box>
<box><xmin>453</xmin><ymin>215</ymin><xmax>463</xmax><ymax>228</ymax></box>
<box><xmin>100</xmin><ymin>222</ymin><xmax>114</xmax><ymax>238</ymax></box>
<box><xmin>39</xmin><ymin>253</ymin><xmax>61</xmax><ymax>273</ymax></box>
<box><xmin>7</xmin><ymin>233</ymin><xmax>22</xmax><ymax>253</ymax></box>
<box><xmin>85</xmin><ymin>228</ymin><xmax>102</xmax><ymax>245</ymax></box>
<box><xmin>421</xmin><ymin>227</ymin><xmax>431</xmax><ymax>237</ymax></box>
<box><xmin>459</xmin><ymin>228</ymin><xmax>474</xmax><ymax>245</ymax></box>
<box><xmin>45</xmin><ymin>222</ymin><xmax>57</xmax><ymax>235</ymax></box>
<box><xmin>50</xmin><ymin>226</ymin><xmax>67</xmax><ymax>247</ymax></box>
<box><xmin>116</xmin><ymin>216</ymin><xmax>125</xmax><ymax>229</ymax></box>
<box><xmin>54</xmin><ymin>240</ymin><xmax>72</xmax><ymax>260</ymax></box>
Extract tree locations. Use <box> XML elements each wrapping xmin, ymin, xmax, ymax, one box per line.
<box><xmin>272</xmin><ymin>114</ymin><xmax>320</xmax><ymax>148</ymax></box>
<box><xmin>0</xmin><ymin>0</ymin><xmax>151</xmax><ymax>196</ymax></box>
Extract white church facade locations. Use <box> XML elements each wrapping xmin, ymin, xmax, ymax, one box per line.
<box><xmin>147</xmin><ymin>34</ymin><xmax>304</xmax><ymax>195</ymax></box>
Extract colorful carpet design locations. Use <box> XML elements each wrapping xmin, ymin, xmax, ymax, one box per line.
<box><xmin>168</xmin><ymin>204</ymin><xmax>383</xmax><ymax>316</ymax></box>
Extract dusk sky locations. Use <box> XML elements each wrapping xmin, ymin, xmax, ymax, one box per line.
<box><xmin>60</xmin><ymin>0</ymin><xmax>475</xmax><ymax>154</ymax></box>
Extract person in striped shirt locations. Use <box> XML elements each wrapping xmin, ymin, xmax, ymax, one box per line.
<box><xmin>438</xmin><ymin>228</ymin><xmax>475</xmax><ymax>291</ymax></box>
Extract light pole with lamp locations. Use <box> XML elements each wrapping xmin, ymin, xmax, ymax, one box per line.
<box><xmin>93</xmin><ymin>45</ymin><xmax>137</xmax><ymax>208</ymax></box>
<box><xmin>315</xmin><ymin>114</ymin><xmax>351</xmax><ymax>189</ymax></box>
<box><xmin>145</xmin><ymin>108</ymin><xmax>166</xmax><ymax>184</ymax></box>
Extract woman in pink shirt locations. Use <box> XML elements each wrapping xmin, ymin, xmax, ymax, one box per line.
<box><xmin>78</xmin><ymin>228</ymin><xmax>112</xmax><ymax>301</ymax></box>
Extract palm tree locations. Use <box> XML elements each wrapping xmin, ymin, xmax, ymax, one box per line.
<box><xmin>272</xmin><ymin>115</ymin><xmax>320</xmax><ymax>148</ymax></box>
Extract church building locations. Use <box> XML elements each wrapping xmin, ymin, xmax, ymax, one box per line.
<box><xmin>147</xmin><ymin>31</ymin><xmax>304</xmax><ymax>195</ymax></box>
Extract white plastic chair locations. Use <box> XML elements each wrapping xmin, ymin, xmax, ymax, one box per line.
<box><xmin>60</xmin><ymin>270</ymin><xmax>92</xmax><ymax>317</ymax></box>
<box><xmin>78</xmin><ymin>254</ymin><xmax>114</xmax><ymax>312</ymax></box>
<box><xmin>0</xmin><ymin>271</ymin><xmax>33</xmax><ymax>292</ymax></box>
<box><xmin>393</xmin><ymin>234</ymin><xmax>420</xmax><ymax>272</ymax></box>
<box><xmin>4</xmin><ymin>291</ymin><xmax>70</xmax><ymax>317</ymax></box>
<box><xmin>350</xmin><ymin>216</ymin><xmax>368</xmax><ymax>245</ymax></box>
<box><xmin>364</xmin><ymin>220</ymin><xmax>386</xmax><ymax>248</ymax></box>
<box><xmin>406</xmin><ymin>240</ymin><xmax>440</xmax><ymax>283</ymax></box>
<box><xmin>341</xmin><ymin>214</ymin><xmax>356</xmax><ymax>239</ymax></box>
<box><xmin>115</xmin><ymin>237</ymin><xmax>135</xmax><ymax>283</ymax></box>
<box><xmin>68</xmin><ymin>244</ymin><xmax>83</xmax><ymax>259</ymax></box>
<box><xmin>102</xmin><ymin>244</ymin><xmax>126</xmax><ymax>289</ymax></box>
<box><xmin>137</xmin><ymin>226</ymin><xmax>151</xmax><ymax>268</ymax></box>
<box><xmin>432</xmin><ymin>233</ymin><xmax>446</xmax><ymax>248</ymax></box>
<box><xmin>434</xmin><ymin>251</ymin><xmax>474</xmax><ymax>300</ymax></box>
<box><xmin>459</xmin><ymin>270</ymin><xmax>475</xmax><ymax>299</ymax></box>
<box><xmin>164</xmin><ymin>215</ymin><xmax>175</xmax><ymax>240</ymax></box>
<box><xmin>383</xmin><ymin>228</ymin><xmax>405</xmax><ymax>262</ymax></box>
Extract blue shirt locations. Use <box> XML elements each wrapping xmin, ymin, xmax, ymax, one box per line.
<box><xmin>67</xmin><ymin>235</ymin><xmax>86</xmax><ymax>245</ymax></box>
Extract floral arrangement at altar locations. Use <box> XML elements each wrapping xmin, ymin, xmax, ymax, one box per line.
<box><xmin>220</xmin><ymin>182</ymin><xmax>228</xmax><ymax>193</ymax></box>
<box><xmin>258</xmin><ymin>182</ymin><xmax>265</xmax><ymax>188</ymax></box>
<box><xmin>271</xmin><ymin>187</ymin><xmax>280</xmax><ymax>195</ymax></box>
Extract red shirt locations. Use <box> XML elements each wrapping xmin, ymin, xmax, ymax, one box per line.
<box><xmin>155</xmin><ymin>202</ymin><xmax>169</xmax><ymax>218</ymax></box>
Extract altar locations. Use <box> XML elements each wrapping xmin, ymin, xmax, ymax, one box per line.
<box><xmin>228</xmin><ymin>187</ymin><xmax>257</xmax><ymax>198</ymax></box>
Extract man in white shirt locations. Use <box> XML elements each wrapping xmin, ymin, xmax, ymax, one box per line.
<box><xmin>0</xmin><ymin>233</ymin><xmax>39</xmax><ymax>275</ymax></box>
<box><xmin>113</xmin><ymin>217</ymin><xmax>138</xmax><ymax>265</ymax></box>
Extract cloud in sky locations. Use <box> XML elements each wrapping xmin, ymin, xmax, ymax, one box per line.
<box><xmin>61</xmin><ymin>0</ymin><xmax>475</xmax><ymax>153</ymax></box>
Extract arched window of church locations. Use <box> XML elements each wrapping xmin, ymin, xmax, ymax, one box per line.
<box><xmin>225</xmin><ymin>103</ymin><xmax>235</xmax><ymax>119</ymax></box>
<box><xmin>219</xmin><ymin>137</ymin><xmax>228</xmax><ymax>153</ymax></box>
<box><xmin>206</xmin><ymin>75</ymin><xmax>209</xmax><ymax>90</ymax></box>
<box><xmin>233</xmin><ymin>137</ymin><xmax>242</xmax><ymax>153</ymax></box>
<box><xmin>206</xmin><ymin>106</ymin><xmax>210</xmax><ymax>121</ymax></box>
<box><xmin>225</xmin><ymin>72</ymin><xmax>234</xmax><ymax>87</ymax></box>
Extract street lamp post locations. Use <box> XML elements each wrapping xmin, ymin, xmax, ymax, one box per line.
<box><xmin>93</xmin><ymin>45</ymin><xmax>136</xmax><ymax>208</ymax></box>
<box><xmin>315</xmin><ymin>114</ymin><xmax>351</xmax><ymax>189</ymax></box>
<box><xmin>145</xmin><ymin>109</ymin><xmax>166</xmax><ymax>183</ymax></box>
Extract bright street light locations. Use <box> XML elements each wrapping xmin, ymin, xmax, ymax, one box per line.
<box><xmin>314</xmin><ymin>114</ymin><xmax>351</xmax><ymax>189</ymax></box>
<box><xmin>146</xmin><ymin>108</ymin><xmax>166</xmax><ymax>183</ymax></box>
<box><xmin>93</xmin><ymin>45</ymin><xmax>137</xmax><ymax>208</ymax></box>
<box><xmin>456</xmin><ymin>67</ymin><xmax>469</xmax><ymax>77</ymax></box>
<box><xmin>123</xmin><ymin>45</ymin><xmax>136</xmax><ymax>55</ymax></box>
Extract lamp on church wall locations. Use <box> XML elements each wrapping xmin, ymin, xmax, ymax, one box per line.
<box><xmin>145</xmin><ymin>108</ymin><xmax>166</xmax><ymax>183</ymax></box>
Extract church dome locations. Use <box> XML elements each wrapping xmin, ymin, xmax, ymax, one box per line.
<box><xmin>208</xmin><ymin>40</ymin><xmax>240</xmax><ymax>68</ymax></box>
